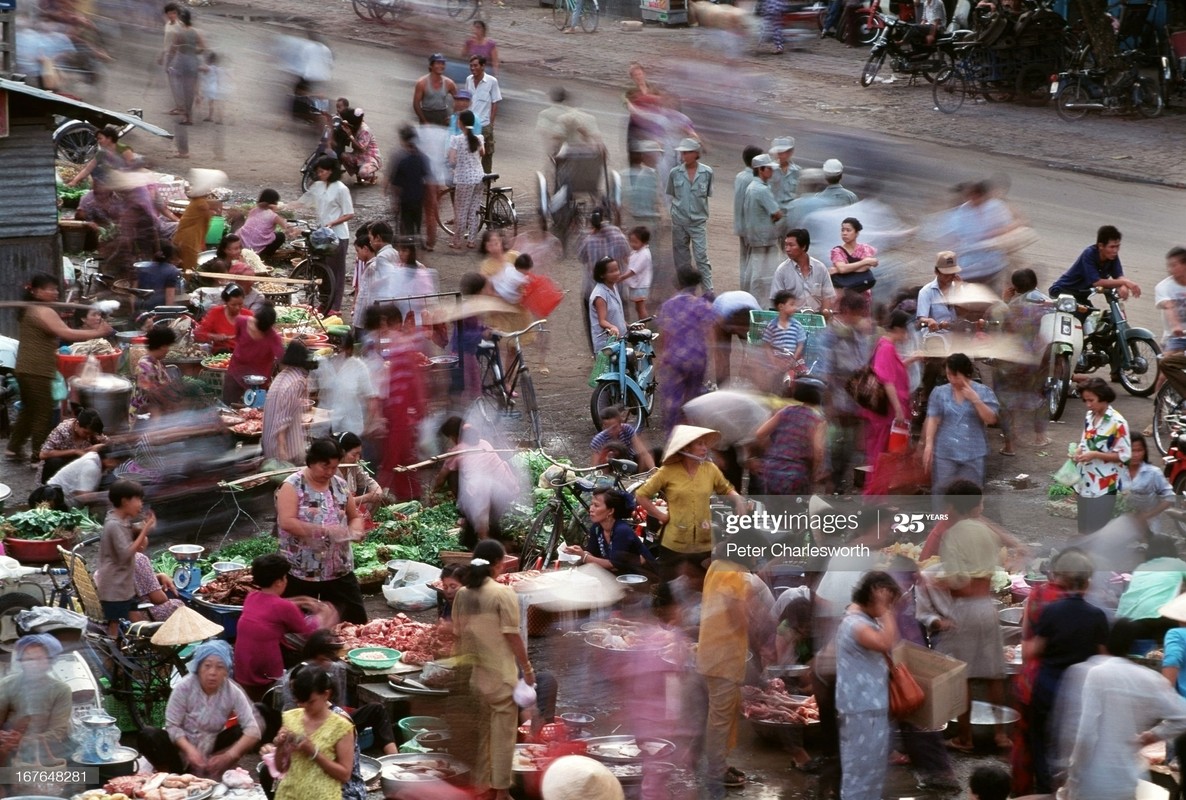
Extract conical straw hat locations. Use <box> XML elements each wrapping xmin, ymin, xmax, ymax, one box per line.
<box><xmin>661</xmin><ymin>425</ymin><xmax>720</xmax><ymax>465</ymax></box>
<box><xmin>151</xmin><ymin>605</ymin><xmax>224</xmax><ymax>646</ymax></box>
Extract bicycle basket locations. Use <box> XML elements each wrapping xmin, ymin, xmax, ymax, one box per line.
<box><xmin>308</xmin><ymin>226</ymin><xmax>340</xmax><ymax>254</ymax></box>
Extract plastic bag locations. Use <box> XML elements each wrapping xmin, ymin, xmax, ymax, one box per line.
<box><xmin>382</xmin><ymin>583</ymin><xmax>437</xmax><ymax>612</ymax></box>
<box><xmin>1052</xmin><ymin>459</ymin><xmax>1080</xmax><ymax>488</ymax></box>
<box><xmin>16</xmin><ymin>607</ymin><xmax>87</xmax><ymax>633</ymax></box>
<box><xmin>513</xmin><ymin>678</ymin><xmax>537</xmax><ymax>709</ymax></box>
<box><xmin>588</xmin><ymin>348</ymin><xmax>612</xmax><ymax>388</ymax></box>
<box><xmin>51</xmin><ymin>371</ymin><xmax>68</xmax><ymax>403</ymax></box>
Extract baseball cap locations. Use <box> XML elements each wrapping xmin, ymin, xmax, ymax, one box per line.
<box><xmin>770</xmin><ymin>136</ymin><xmax>795</xmax><ymax>154</ymax></box>
<box><xmin>822</xmin><ymin>158</ymin><xmax>844</xmax><ymax>177</ymax></box>
<box><xmin>934</xmin><ymin>251</ymin><xmax>962</xmax><ymax>274</ymax></box>
<box><xmin>675</xmin><ymin>138</ymin><xmax>702</xmax><ymax>152</ymax></box>
<box><xmin>429</xmin><ymin>52</ymin><xmax>446</xmax><ymax>64</ymax></box>
<box><xmin>454</xmin><ymin>90</ymin><xmax>472</xmax><ymax>101</ymax></box>
<box><xmin>751</xmin><ymin>153</ymin><xmax>775</xmax><ymax>168</ymax></box>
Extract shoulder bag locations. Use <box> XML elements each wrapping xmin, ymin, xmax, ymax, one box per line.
<box><xmin>886</xmin><ymin>652</ymin><xmax>925</xmax><ymax>719</ymax></box>
<box><xmin>831</xmin><ymin>248</ymin><xmax>877</xmax><ymax>292</ymax></box>
<box><xmin>844</xmin><ymin>347</ymin><xmax>889</xmax><ymax>415</ymax></box>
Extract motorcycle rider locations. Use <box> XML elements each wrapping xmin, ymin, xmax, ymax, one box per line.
<box><xmin>916</xmin><ymin>0</ymin><xmax>947</xmax><ymax>44</ymax></box>
<box><xmin>916</xmin><ymin>251</ymin><xmax>963</xmax><ymax>332</ymax></box>
<box><xmin>1049</xmin><ymin>225</ymin><xmax>1142</xmax><ymax>307</ymax></box>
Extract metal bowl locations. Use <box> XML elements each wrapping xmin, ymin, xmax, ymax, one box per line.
<box><xmin>559</xmin><ymin>712</ymin><xmax>595</xmax><ymax>735</ymax></box>
<box><xmin>999</xmin><ymin>607</ymin><xmax>1024</xmax><ymax>626</ymax></box>
<box><xmin>583</xmin><ymin>735</ymin><xmax>676</xmax><ymax>763</ymax></box>
<box><xmin>168</xmin><ymin>544</ymin><xmax>205</xmax><ymax>561</ymax></box>
<box><xmin>378</xmin><ymin>753</ymin><xmax>468</xmax><ymax>796</ymax></box>
<box><xmin>953</xmin><ymin>701</ymin><xmax>1021</xmax><ymax>727</ymax></box>
<box><xmin>764</xmin><ymin>664</ymin><xmax>812</xmax><ymax>681</ymax></box>
<box><xmin>212</xmin><ymin>561</ymin><xmax>247</xmax><ymax>576</ymax></box>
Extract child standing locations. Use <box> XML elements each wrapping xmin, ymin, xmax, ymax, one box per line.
<box><xmin>198</xmin><ymin>51</ymin><xmax>227</xmax><ymax>124</ymax></box>
<box><xmin>515</xmin><ymin>253</ymin><xmax>563</xmax><ymax>375</ymax></box>
<box><xmin>763</xmin><ymin>290</ymin><xmax>806</xmax><ymax>385</ymax></box>
<box><xmin>620</xmin><ymin>226</ymin><xmax>653</xmax><ymax>321</ymax></box>
<box><xmin>96</xmin><ymin>480</ymin><xmax>155</xmax><ymax>636</ymax></box>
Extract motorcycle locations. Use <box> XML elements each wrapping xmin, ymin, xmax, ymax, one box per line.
<box><xmin>1053</xmin><ymin>50</ymin><xmax>1164</xmax><ymax>121</ymax></box>
<box><xmin>859</xmin><ymin>16</ymin><xmax>966</xmax><ymax>86</ymax></box>
<box><xmin>1070</xmin><ymin>287</ymin><xmax>1160</xmax><ymax>397</ymax></box>
<box><xmin>589</xmin><ymin>321</ymin><xmax>658</xmax><ymax>430</ymax></box>
<box><xmin>1036</xmin><ymin>292</ymin><xmax>1083</xmax><ymax>421</ymax></box>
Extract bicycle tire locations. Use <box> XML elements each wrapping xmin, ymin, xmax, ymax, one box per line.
<box><xmin>352</xmin><ymin>0</ymin><xmax>375</xmax><ymax>19</ymax></box>
<box><xmin>1119</xmin><ymin>337</ymin><xmax>1160</xmax><ymax>397</ymax></box>
<box><xmin>553</xmin><ymin>2</ymin><xmax>569</xmax><ymax>30</ymax></box>
<box><xmin>486</xmin><ymin>193</ymin><xmax>518</xmax><ymax>237</ymax></box>
<box><xmin>580</xmin><ymin>2</ymin><xmax>599</xmax><ymax>32</ymax></box>
<box><xmin>518</xmin><ymin>373</ymin><xmax>542</xmax><ymax>447</ymax></box>
<box><xmin>860</xmin><ymin>50</ymin><xmax>886</xmax><ymax>87</ymax></box>
<box><xmin>120</xmin><ymin>646</ymin><xmax>173</xmax><ymax>730</ymax></box>
<box><xmin>1154</xmin><ymin>382</ymin><xmax>1184</xmax><ymax>456</ymax></box>
<box><xmin>299</xmin><ymin>151</ymin><xmax>321</xmax><ymax>193</ymax></box>
<box><xmin>933</xmin><ymin>70</ymin><xmax>967</xmax><ymax>113</ymax></box>
<box><xmin>448</xmin><ymin>0</ymin><xmax>480</xmax><ymax>19</ymax></box>
<box><xmin>55</xmin><ymin>121</ymin><xmax>99</xmax><ymax>165</ymax></box>
<box><xmin>856</xmin><ymin>13</ymin><xmax>880</xmax><ymax>45</ymax></box>
<box><xmin>289</xmin><ymin>259</ymin><xmax>336</xmax><ymax>316</ymax></box>
<box><xmin>369</xmin><ymin>0</ymin><xmax>398</xmax><ymax>24</ymax></box>
<box><xmin>521</xmin><ymin>501</ymin><xmax>561</xmax><ymax>569</ymax></box>
<box><xmin>437</xmin><ymin>186</ymin><xmax>456</xmax><ymax>237</ymax></box>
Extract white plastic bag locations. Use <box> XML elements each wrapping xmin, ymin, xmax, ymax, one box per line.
<box><xmin>382</xmin><ymin>583</ymin><xmax>437</xmax><ymax>612</ymax></box>
<box><xmin>513</xmin><ymin>678</ymin><xmax>537</xmax><ymax>709</ymax></box>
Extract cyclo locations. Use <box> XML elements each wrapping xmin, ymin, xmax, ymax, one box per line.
<box><xmin>535</xmin><ymin>144</ymin><xmax>621</xmax><ymax>250</ymax></box>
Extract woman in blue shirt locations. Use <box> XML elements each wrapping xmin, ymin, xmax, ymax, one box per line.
<box><xmin>566</xmin><ymin>488</ymin><xmax>657</xmax><ymax>577</ymax></box>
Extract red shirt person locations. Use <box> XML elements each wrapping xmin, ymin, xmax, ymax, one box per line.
<box><xmin>233</xmin><ymin>553</ymin><xmax>337</xmax><ymax>701</ymax></box>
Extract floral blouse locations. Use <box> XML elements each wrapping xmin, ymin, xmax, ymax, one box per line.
<box><xmin>278</xmin><ymin>471</ymin><xmax>354</xmax><ymax>581</ymax></box>
<box><xmin>1077</xmin><ymin>406</ymin><xmax>1131</xmax><ymax>498</ymax></box>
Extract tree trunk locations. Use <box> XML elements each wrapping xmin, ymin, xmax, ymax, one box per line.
<box><xmin>1071</xmin><ymin>0</ymin><xmax>1120</xmax><ymax>68</ymax></box>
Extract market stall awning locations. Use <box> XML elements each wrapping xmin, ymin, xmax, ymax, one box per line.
<box><xmin>0</xmin><ymin>78</ymin><xmax>174</xmax><ymax>139</ymax></box>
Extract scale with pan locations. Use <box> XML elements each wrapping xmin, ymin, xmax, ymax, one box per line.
<box><xmin>169</xmin><ymin>544</ymin><xmax>205</xmax><ymax>597</ymax></box>
<box><xmin>242</xmin><ymin>374</ymin><xmax>268</xmax><ymax>409</ymax></box>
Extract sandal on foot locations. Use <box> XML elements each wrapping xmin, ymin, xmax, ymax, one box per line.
<box><xmin>999</xmin><ymin>448</ymin><xmax>1016</xmax><ymax>456</ymax></box>
<box><xmin>723</xmin><ymin>767</ymin><xmax>747</xmax><ymax>787</ymax></box>
<box><xmin>946</xmin><ymin>739</ymin><xmax>974</xmax><ymax>753</ymax></box>
<box><xmin>1032</xmin><ymin>436</ymin><xmax>1054</xmax><ymax>447</ymax></box>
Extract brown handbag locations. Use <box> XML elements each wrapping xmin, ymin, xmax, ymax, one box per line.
<box><xmin>886</xmin><ymin>654</ymin><xmax>925</xmax><ymax>719</ymax></box>
<box><xmin>845</xmin><ymin>364</ymin><xmax>889</xmax><ymax>415</ymax></box>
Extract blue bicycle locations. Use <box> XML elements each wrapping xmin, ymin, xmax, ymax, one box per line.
<box><xmin>553</xmin><ymin>0</ymin><xmax>600</xmax><ymax>32</ymax></box>
<box><xmin>589</xmin><ymin>319</ymin><xmax>658</xmax><ymax>430</ymax></box>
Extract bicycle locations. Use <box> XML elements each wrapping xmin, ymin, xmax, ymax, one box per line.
<box><xmin>553</xmin><ymin>0</ymin><xmax>600</xmax><ymax>33</ymax></box>
<box><xmin>474</xmin><ymin>319</ymin><xmax>546</xmax><ymax>447</ymax></box>
<box><xmin>589</xmin><ymin>319</ymin><xmax>658</xmax><ymax>430</ymax></box>
<box><xmin>520</xmin><ymin>453</ymin><xmax>646</xmax><ymax>569</ymax></box>
<box><xmin>438</xmin><ymin>173</ymin><xmax>518</xmax><ymax>239</ymax></box>
<box><xmin>287</xmin><ymin>222</ymin><xmax>339</xmax><ymax>315</ymax></box>
<box><xmin>447</xmin><ymin>0</ymin><xmax>482</xmax><ymax>20</ymax></box>
<box><xmin>53</xmin><ymin>108</ymin><xmax>144</xmax><ymax>165</ymax></box>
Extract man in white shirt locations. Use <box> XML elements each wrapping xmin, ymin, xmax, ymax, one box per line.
<box><xmin>916</xmin><ymin>251</ymin><xmax>963</xmax><ymax>331</ymax></box>
<box><xmin>768</xmin><ymin>229</ymin><xmax>835</xmax><ymax>311</ymax></box>
<box><xmin>465</xmin><ymin>55</ymin><xmax>502</xmax><ymax>174</ymax></box>
<box><xmin>1155</xmin><ymin>246</ymin><xmax>1186</xmax><ymax>353</ymax></box>
<box><xmin>311</xmin><ymin>341</ymin><xmax>380</xmax><ymax>439</ymax></box>
<box><xmin>47</xmin><ymin>446</ymin><xmax>122</xmax><ymax>507</ymax></box>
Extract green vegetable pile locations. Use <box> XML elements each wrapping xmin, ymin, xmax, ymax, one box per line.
<box><xmin>57</xmin><ymin>180</ymin><xmax>88</xmax><ymax>208</ymax></box>
<box><xmin>2</xmin><ymin>507</ymin><xmax>99</xmax><ymax>541</ymax></box>
<box><xmin>151</xmin><ymin>534</ymin><xmax>280</xmax><ymax>576</ymax></box>
<box><xmin>1047</xmin><ymin>483</ymin><xmax>1076</xmax><ymax>500</ymax></box>
<box><xmin>363</xmin><ymin>500</ymin><xmax>462</xmax><ymax>572</ymax></box>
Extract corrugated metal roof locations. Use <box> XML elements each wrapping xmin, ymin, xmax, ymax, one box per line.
<box><xmin>0</xmin><ymin>124</ymin><xmax>57</xmax><ymax>238</ymax></box>
<box><xmin>0</xmin><ymin>78</ymin><xmax>174</xmax><ymax>138</ymax></box>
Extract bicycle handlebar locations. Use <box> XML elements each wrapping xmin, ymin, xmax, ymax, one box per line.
<box><xmin>490</xmin><ymin>318</ymin><xmax>548</xmax><ymax>340</ymax></box>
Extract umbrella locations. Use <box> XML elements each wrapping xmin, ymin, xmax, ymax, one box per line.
<box><xmin>682</xmin><ymin>390</ymin><xmax>773</xmax><ymax>447</ymax></box>
<box><xmin>424</xmin><ymin>296</ymin><xmax>522</xmax><ymax>324</ymax></box>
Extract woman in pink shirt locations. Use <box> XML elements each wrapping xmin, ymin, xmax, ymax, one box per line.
<box><xmin>224</xmin><ymin>303</ymin><xmax>284</xmax><ymax>405</ymax></box>
<box><xmin>233</xmin><ymin>553</ymin><xmax>336</xmax><ymax>702</ymax></box>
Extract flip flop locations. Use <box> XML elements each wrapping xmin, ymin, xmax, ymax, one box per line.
<box><xmin>945</xmin><ymin>739</ymin><xmax>974</xmax><ymax>753</ymax></box>
<box><xmin>1032</xmin><ymin>436</ymin><xmax>1054</xmax><ymax>447</ymax></box>
<box><xmin>999</xmin><ymin>449</ymin><xmax>1016</xmax><ymax>457</ymax></box>
<box><xmin>723</xmin><ymin>767</ymin><xmax>747</xmax><ymax>787</ymax></box>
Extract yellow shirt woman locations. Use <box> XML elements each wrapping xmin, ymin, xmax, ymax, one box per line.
<box><xmin>636</xmin><ymin>462</ymin><xmax>734</xmax><ymax>554</ymax></box>
<box><xmin>275</xmin><ymin>707</ymin><xmax>354</xmax><ymax>800</ymax></box>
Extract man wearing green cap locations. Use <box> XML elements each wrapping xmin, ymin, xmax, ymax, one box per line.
<box><xmin>666</xmin><ymin>138</ymin><xmax>714</xmax><ymax>293</ymax></box>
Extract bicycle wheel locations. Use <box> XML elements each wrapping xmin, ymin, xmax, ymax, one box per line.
<box><xmin>580</xmin><ymin>1</ymin><xmax>599</xmax><ymax>32</ymax></box>
<box><xmin>437</xmin><ymin>186</ymin><xmax>456</xmax><ymax>237</ymax></box>
<box><xmin>856</xmin><ymin>13</ymin><xmax>879</xmax><ymax>45</ymax></box>
<box><xmin>369</xmin><ymin>0</ymin><xmax>398</xmax><ymax>24</ymax></box>
<box><xmin>119</xmin><ymin>646</ymin><xmax>174</xmax><ymax>730</ymax></box>
<box><xmin>518</xmin><ymin>372</ymin><xmax>542</xmax><ymax>447</ymax></box>
<box><xmin>1154</xmin><ymin>382</ymin><xmax>1184</xmax><ymax>456</ymax></box>
<box><xmin>55</xmin><ymin>121</ymin><xmax>99</xmax><ymax>165</ymax></box>
<box><xmin>554</xmin><ymin>2</ymin><xmax>569</xmax><ymax>30</ymax></box>
<box><xmin>1118</xmin><ymin>336</ymin><xmax>1160</xmax><ymax>397</ymax></box>
<box><xmin>1055</xmin><ymin>79</ymin><xmax>1092</xmax><ymax>121</ymax></box>
<box><xmin>860</xmin><ymin>50</ymin><xmax>886</xmax><ymax>87</ymax></box>
<box><xmin>448</xmin><ymin>0</ymin><xmax>477</xmax><ymax>18</ymax></box>
<box><xmin>289</xmin><ymin>258</ymin><xmax>336</xmax><ymax>315</ymax></box>
<box><xmin>933</xmin><ymin>70</ymin><xmax>967</xmax><ymax>113</ymax></box>
<box><xmin>487</xmin><ymin>192</ymin><xmax>518</xmax><ymax>237</ymax></box>
<box><xmin>521</xmin><ymin>501</ymin><xmax>561</xmax><ymax>569</ymax></box>
<box><xmin>1135</xmin><ymin>77</ymin><xmax>1163</xmax><ymax>118</ymax></box>
<box><xmin>352</xmin><ymin>0</ymin><xmax>375</xmax><ymax>19</ymax></box>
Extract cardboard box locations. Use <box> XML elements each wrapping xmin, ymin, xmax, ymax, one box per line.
<box><xmin>892</xmin><ymin>641</ymin><xmax>967</xmax><ymax>731</ymax></box>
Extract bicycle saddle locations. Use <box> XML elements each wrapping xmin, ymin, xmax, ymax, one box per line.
<box><xmin>626</xmin><ymin>329</ymin><xmax>654</xmax><ymax>343</ymax></box>
<box><xmin>482</xmin><ymin>173</ymin><xmax>500</xmax><ymax>183</ymax></box>
<box><xmin>608</xmin><ymin>458</ymin><xmax>638</xmax><ymax>475</ymax></box>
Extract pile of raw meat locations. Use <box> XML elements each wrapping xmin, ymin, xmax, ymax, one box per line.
<box><xmin>195</xmin><ymin>570</ymin><xmax>255</xmax><ymax>606</ymax></box>
<box><xmin>741</xmin><ymin>679</ymin><xmax>820</xmax><ymax>725</ymax></box>
<box><xmin>334</xmin><ymin>614</ymin><xmax>455</xmax><ymax>665</ymax></box>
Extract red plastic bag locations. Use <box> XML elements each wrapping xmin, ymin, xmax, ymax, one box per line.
<box><xmin>520</xmin><ymin>274</ymin><xmax>564</xmax><ymax>320</ymax></box>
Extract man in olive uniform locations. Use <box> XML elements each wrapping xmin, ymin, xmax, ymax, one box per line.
<box><xmin>742</xmin><ymin>154</ymin><xmax>784</xmax><ymax>307</ymax></box>
<box><xmin>666</xmin><ymin>138</ymin><xmax>715</xmax><ymax>293</ymax></box>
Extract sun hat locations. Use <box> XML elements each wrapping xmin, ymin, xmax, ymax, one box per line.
<box><xmin>661</xmin><ymin>425</ymin><xmax>720</xmax><ymax>464</ymax></box>
<box><xmin>150</xmin><ymin>605</ymin><xmax>225</xmax><ymax>647</ymax></box>
<box><xmin>751</xmin><ymin>153</ymin><xmax>775</xmax><ymax>169</ymax></box>
<box><xmin>769</xmin><ymin>136</ymin><xmax>795</xmax><ymax>153</ymax></box>
<box><xmin>541</xmin><ymin>756</ymin><xmax>625</xmax><ymax>800</ymax></box>
<box><xmin>675</xmin><ymin>137</ymin><xmax>702</xmax><ymax>152</ymax></box>
<box><xmin>934</xmin><ymin>251</ymin><xmax>962</xmax><ymax>275</ymax></box>
<box><xmin>822</xmin><ymin>158</ymin><xmax>844</xmax><ymax>177</ymax></box>
<box><xmin>185</xmin><ymin>168</ymin><xmax>228</xmax><ymax>198</ymax></box>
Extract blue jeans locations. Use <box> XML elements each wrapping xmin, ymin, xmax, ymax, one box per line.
<box><xmin>568</xmin><ymin>0</ymin><xmax>583</xmax><ymax>27</ymax></box>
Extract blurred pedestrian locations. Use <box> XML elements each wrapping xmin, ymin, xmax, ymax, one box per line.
<box><xmin>742</xmin><ymin>154</ymin><xmax>784</xmax><ymax>306</ymax></box>
<box><xmin>655</xmin><ymin>270</ymin><xmax>715</xmax><ymax>435</ymax></box>
<box><xmin>462</xmin><ymin>20</ymin><xmax>500</xmax><ymax>74</ymax></box>
<box><xmin>386</xmin><ymin>126</ymin><xmax>432</xmax><ymax>241</ymax></box>
<box><xmin>166</xmin><ymin>9</ymin><xmax>206</xmax><ymax>126</ymax></box>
